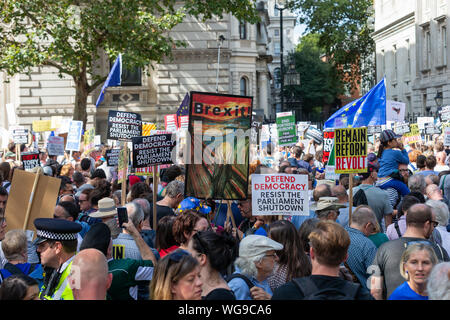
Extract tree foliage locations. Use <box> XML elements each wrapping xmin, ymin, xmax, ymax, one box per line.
<box><xmin>288</xmin><ymin>0</ymin><xmax>375</xmax><ymax>92</ymax></box>
<box><xmin>0</xmin><ymin>0</ymin><xmax>260</xmax><ymax>127</ymax></box>
<box><xmin>284</xmin><ymin>33</ymin><xmax>343</xmax><ymax>121</ymax></box>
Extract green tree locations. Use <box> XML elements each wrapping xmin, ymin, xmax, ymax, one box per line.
<box><xmin>284</xmin><ymin>33</ymin><xmax>343</xmax><ymax>121</ymax></box>
<box><xmin>288</xmin><ymin>0</ymin><xmax>375</xmax><ymax>91</ymax></box>
<box><xmin>0</xmin><ymin>0</ymin><xmax>259</xmax><ymax>129</ymax></box>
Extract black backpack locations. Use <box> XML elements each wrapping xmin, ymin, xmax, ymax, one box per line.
<box><xmin>292</xmin><ymin>277</ymin><xmax>360</xmax><ymax>300</ymax></box>
<box><xmin>227</xmin><ymin>274</ymin><xmax>255</xmax><ymax>290</ymax></box>
<box><xmin>353</xmin><ymin>189</ymin><xmax>368</xmax><ymax>207</ymax></box>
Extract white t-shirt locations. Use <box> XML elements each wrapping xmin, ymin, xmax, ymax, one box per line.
<box><xmin>434</xmin><ymin>164</ymin><xmax>450</xmax><ymax>172</ymax></box>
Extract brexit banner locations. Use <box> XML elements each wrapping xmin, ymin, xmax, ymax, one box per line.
<box><xmin>252</xmin><ymin>174</ymin><xmax>309</xmax><ymax>216</ymax></box>
<box><xmin>334</xmin><ymin>127</ymin><xmax>368</xmax><ymax>174</ymax></box>
<box><xmin>21</xmin><ymin>152</ymin><xmax>40</xmax><ymax>171</ymax></box>
<box><xmin>107</xmin><ymin>110</ymin><xmax>142</xmax><ymax>141</ymax></box>
<box><xmin>132</xmin><ymin>134</ymin><xmax>176</xmax><ymax>168</ymax></box>
<box><xmin>323</xmin><ymin>130</ymin><xmax>334</xmax><ymax>164</ymax></box>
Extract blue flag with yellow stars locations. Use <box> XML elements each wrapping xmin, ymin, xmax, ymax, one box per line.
<box><xmin>324</xmin><ymin>78</ymin><xmax>386</xmax><ymax>129</ymax></box>
<box><xmin>95</xmin><ymin>54</ymin><xmax>122</xmax><ymax>108</ymax></box>
<box><xmin>177</xmin><ymin>93</ymin><xmax>190</xmax><ymax>117</ymax></box>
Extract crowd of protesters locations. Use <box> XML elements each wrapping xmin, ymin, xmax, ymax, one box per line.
<box><xmin>0</xmin><ymin>128</ymin><xmax>449</xmax><ymax>301</ymax></box>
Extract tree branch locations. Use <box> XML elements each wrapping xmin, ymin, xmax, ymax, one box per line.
<box><xmin>87</xmin><ymin>76</ymin><xmax>107</xmax><ymax>94</ymax></box>
<box><xmin>43</xmin><ymin>59</ymin><xmax>74</xmax><ymax>76</ymax></box>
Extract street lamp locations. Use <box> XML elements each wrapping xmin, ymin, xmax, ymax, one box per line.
<box><xmin>216</xmin><ymin>35</ymin><xmax>225</xmax><ymax>93</ymax></box>
<box><xmin>434</xmin><ymin>91</ymin><xmax>443</xmax><ymax>110</ymax></box>
<box><xmin>275</xmin><ymin>0</ymin><xmax>287</xmax><ymax>111</ymax></box>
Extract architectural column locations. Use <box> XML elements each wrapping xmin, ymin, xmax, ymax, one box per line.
<box><xmin>258</xmin><ymin>71</ymin><xmax>269</xmax><ymax>116</ymax></box>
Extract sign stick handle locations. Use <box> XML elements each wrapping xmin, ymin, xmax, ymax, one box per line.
<box><xmin>23</xmin><ymin>167</ymin><xmax>42</xmax><ymax>230</ymax></box>
<box><xmin>121</xmin><ymin>142</ymin><xmax>127</xmax><ymax>207</ymax></box>
<box><xmin>153</xmin><ymin>165</ymin><xmax>158</xmax><ymax>232</ymax></box>
<box><xmin>226</xmin><ymin>200</ymin><xmax>237</xmax><ymax>229</ymax></box>
<box><xmin>349</xmin><ymin>173</ymin><xmax>353</xmax><ymax>227</ymax></box>
<box><xmin>16</xmin><ymin>144</ymin><xmax>19</xmax><ymax>161</ymax></box>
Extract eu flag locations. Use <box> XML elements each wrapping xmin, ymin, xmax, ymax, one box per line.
<box><xmin>177</xmin><ymin>93</ymin><xmax>190</xmax><ymax>117</ymax></box>
<box><xmin>324</xmin><ymin>78</ymin><xmax>386</xmax><ymax>129</ymax></box>
<box><xmin>95</xmin><ymin>54</ymin><xmax>122</xmax><ymax>108</ymax></box>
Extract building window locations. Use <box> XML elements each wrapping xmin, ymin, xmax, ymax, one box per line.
<box><xmin>110</xmin><ymin>59</ymin><xmax>142</xmax><ymax>86</ymax></box>
<box><xmin>423</xmin><ymin>93</ymin><xmax>427</xmax><ymax>113</ymax></box>
<box><xmin>381</xmin><ymin>49</ymin><xmax>385</xmax><ymax>76</ymax></box>
<box><xmin>240</xmin><ymin>77</ymin><xmax>248</xmax><ymax>96</ymax></box>
<box><xmin>393</xmin><ymin>45</ymin><xmax>398</xmax><ymax>81</ymax></box>
<box><xmin>239</xmin><ymin>21</ymin><xmax>247</xmax><ymax>40</ymax></box>
<box><xmin>274</xmin><ymin>42</ymin><xmax>280</xmax><ymax>56</ymax></box>
<box><xmin>274</xmin><ymin>68</ymin><xmax>281</xmax><ymax>89</ymax></box>
<box><xmin>274</xmin><ymin>8</ymin><xmax>279</xmax><ymax>16</ymax></box>
<box><xmin>442</xmin><ymin>25</ymin><xmax>447</xmax><ymax>66</ymax></box>
<box><xmin>274</xmin><ymin>29</ymin><xmax>280</xmax><ymax>37</ymax></box>
<box><xmin>425</xmin><ymin>29</ymin><xmax>431</xmax><ymax>69</ymax></box>
<box><xmin>406</xmin><ymin>39</ymin><xmax>411</xmax><ymax>76</ymax></box>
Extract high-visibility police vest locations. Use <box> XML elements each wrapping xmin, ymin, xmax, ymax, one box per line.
<box><xmin>40</xmin><ymin>261</ymin><xmax>74</xmax><ymax>300</ymax></box>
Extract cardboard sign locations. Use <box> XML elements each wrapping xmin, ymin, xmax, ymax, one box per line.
<box><xmin>5</xmin><ymin>170</ymin><xmax>61</xmax><ymax>235</ymax></box>
<box><xmin>276</xmin><ymin>111</ymin><xmax>297</xmax><ymax>146</ymax></box>
<box><xmin>252</xmin><ymin>174</ymin><xmax>309</xmax><ymax>216</ymax></box>
<box><xmin>323</xmin><ymin>130</ymin><xmax>335</xmax><ymax>164</ymax></box>
<box><xmin>21</xmin><ymin>152</ymin><xmax>40</xmax><ymax>171</ymax></box>
<box><xmin>84</xmin><ymin>127</ymin><xmax>95</xmax><ymax>154</ymax></box>
<box><xmin>65</xmin><ymin>120</ymin><xmax>83</xmax><ymax>151</ymax></box>
<box><xmin>185</xmin><ymin>92</ymin><xmax>252</xmax><ymax>200</ymax></box>
<box><xmin>394</xmin><ymin>123</ymin><xmax>410</xmax><ymax>135</ymax></box>
<box><xmin>386</xmin><ymin>100</ymin><xmax>406</xmax><ymax>122</ymax></box>
<box><xmin>47</xmin><ymin>136</ymin><xmax>65</xmax><ymax>156</ymax></box>
<box><xmin>334</xmin><ymin>127</ymin><xmax>368</xmax><ymax>174</ymax></box>
<box><xmin>105</xmin><ymin>148</ymin><xmax>120</xmax><ymax>167</ymax></box>
<box><xmin>402</xmin><ymin>123</ymin><xmax>421</xmax><ymax>145</ymax></box>
<box><xmin>164</xmin><ymin>114</ymin><xmax>178</xmax><ymax>133</ymax></box>
<box><xmin>107</xmin><ymin>110</ymin><xmax>142</xmax><ymax>141</ymax></box>
<box><xmin>132</xmin><ymin>134</ymin><xmax>176</xmax><ymax>168</ymax></box>
<box><xmin>32</xmin><ymin>120</ymin><xmax>52</xmax><ymax>132</ymax></box>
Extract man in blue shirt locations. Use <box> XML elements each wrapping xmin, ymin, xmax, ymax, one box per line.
<box><xmin>344</xmin><ymin>206</ymin><xmax>378</xmax><ymax>290</ymax></box>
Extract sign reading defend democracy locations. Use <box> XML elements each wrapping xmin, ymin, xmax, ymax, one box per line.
<box><xmin>334</xmin><ymin>127</ymin><xmax>367</xmax><ymax>174</ymax></box>
<box><xmin>132</xmin><ymin>134</ymin><xmax>176</xmax><ymax>168</ymax></box>
<box><xmin>107</xmin><ymin>110</ymin><xmax>142</xmax><ymax>141</ymax></box>
<box><xmin>252</xmin><ymin>174</ymin><xmax>309</xmax><ymax>216</ymax></box>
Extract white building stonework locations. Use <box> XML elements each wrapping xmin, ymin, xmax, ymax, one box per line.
<box><xmin>0</xmin><ymin>2</ymin><xmax>273</xmax><ymax>140</ymax></box>
<box><xmin>372</xmin><ymin>0</ymin><xmax>450</xmax><ymax>115</ymax></box>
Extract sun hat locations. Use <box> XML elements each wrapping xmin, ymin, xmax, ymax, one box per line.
<box><xmin>310</xmin><ymin>197</ymin><xmax>347</xmax><ymax>212</ymax></box>
<box><xmin>89</xmin><ymin>197</ymin><xmax>117</xmax><ymax>219</ymax></box>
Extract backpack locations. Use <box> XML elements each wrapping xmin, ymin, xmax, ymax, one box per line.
<box><xmin>227</xmin><ymin>274</ymin><xmax>255</xmax><ymax>290</ymax></box>
<box><xmin>353</xmin><ymin>189</ymin><xmax>368</xmax><ymax>207</ymax></box>
<box><xmin>0</xmin><ymin>263</ymin><xmax>37</xmax><ymax>283</ymax></box>
<box><xmin>292</xmin><ymin>277</ymin><xmax>360</xmax><ymax>300</ymax></box>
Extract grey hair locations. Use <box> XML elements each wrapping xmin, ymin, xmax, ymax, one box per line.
<box><xmin>408</xmin><ymin>174</ymin><xmax>426</xmax><ymax>194</ymax></box>
<box><xmin>316</xmin><ymin>209</ymin><xmax>336</xmax><ymax>220</ymax></box>
<box><xmin>352</xmin><ymin>205</ymin><xmax>377</xmax><ymax>227</ymax></box>
<box><xmin>234</xmin><ymin>253</ymin><xmax>266</xmax><ymax>279</ymax></box>
<box><xmin>425</xmin><ymin>200</ymin><xmax>449</xmax><ymax>227</ymax></box>
<box><xmin>133</xmin><ymin>198</ymin><xmax>151</xmax><ymax>221</ymax></box>
<box><xmin>125</xmin><ymin>202</ymin><xmax>144</xmax><ymax>228</ymax></box>
<box><xmin>427</xmin><ymin>262</ymin><xmax>450</xmax><ymax>300</ymax></box>
<box><xmin>165</xmin><ymin>180</ymin><xmax>184</xmax><ymax>198</ymax></box>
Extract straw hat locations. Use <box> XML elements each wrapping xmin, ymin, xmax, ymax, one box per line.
<box><xmin>89</xmin><ymin>197</ymin><xmax>117</xmax><ymax>218</ymax></box>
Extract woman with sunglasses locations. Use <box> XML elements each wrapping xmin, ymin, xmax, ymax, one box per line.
<box><xmin>187</xmin><ymin>230</ymin><xmax>238</xmax><ymax>300</ymax></box>
<box><xmin>149</xmin><ymin>249</ymin><xmax>202</xmax><ymax>300</ymax></box>
<box><xmin>389</xmin><ymin>243</ymin><xmax>438</xmax><ymax>300</ymax></box>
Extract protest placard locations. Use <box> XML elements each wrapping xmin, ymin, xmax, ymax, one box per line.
<box><xmin>134</xmin><ymin>164</ymin><xmax>171</xmax><ymax>177</ymax></box>
<box><xmin>65</xmin><ymin>120</ymin><xmax>83</xmax><ymax>151</ymax></box>
<box><xmin>21</xmin><ymin>152</ymin><xmax>40</xmax><ymax>171</ymax></box>
<box><xmin>32</xmin><ymin>120</ymin><xmax>52</xmax><ymax>132</ymax></box>
<box><xmin>117</xmin><ymin>147</ymin><xmax>129</xmax><ymax>185</ymax></box>
<box><xmin>105</xmin><ymin>148</ymin><xmax>120</xmax><ymax>167</ymax></box>
<box><xmin>402</xmin><ymin>123</ymin><xmax>421</xmax><ymax>145</ymax></box>
<box><xmin>84</xmin><ymin>127</ymin><xmax>95</xmax><ymax>154</ymax></box>
<box><xmin>444</xmin><ymin>127</ymin><xmax>450</xmax><ymax>146</ymax></box>
<box><xmin>323</xmin><ymin>130</ymin><xmax>335</xmax><ymax>164</ymax></box>
<box><xmin>439</xmin><ymin>106</ymin><xmax>450</xmax><ymax>122</ymax></box>
<box><xmin>107</xmin><ymin>110</ymin><xmax>142</xmax><ymax>141</ymax></box>
<box><xmin>325</xmin><ymin>165</ymin><xmax>340</xmax><ymax>181</ymax></box>
<box><xmin>367</xmin><ymin>125</ymin><xmax>382</xmax><ymax>135</ymax></box>
<box><xmin>142</xmin><ymin>122</ymin><xmax>157</xmax><ymax>136</ymax></box>
<box><xmin>386</xmin><ymin>100</ymin><xmax>406</xmax><ymax>122</ymax></box>
<box><xmin>47</xmin><ymin>136</ymin><xmax>65</xmax><ymax>156</ymax></box>
<box><xmin>185</xmin><ymin>92</ymin><xmax>252</xmax><ymax>200</ymax></box>
<box><xmin>305</xmin><ymin>126</ymin><xmax>324</xmax><ymax>145</ymax></box>
<box><xmin>297</xmin><ymin>122</ymin><xmax>310</xmax><ymax>138</ymax></box>
<box><xmin>5</xmin><ymin>170</ymin><xmax>60</xmax><ymax>234</ymax></box>
<box><xmin>394</xmin><ymin>123</ymin><xmax>410</xmax><ymax>135</ymax></box>
<box><xmin>334</xmin><ymin>127</ymin><xmax>368</xmax><ymax>174</ymax></box>
<box><xmin>424</xmin><ymin>122</ymin><xmax>440</xmax><ymax>135</ymax></box>
<box><xmin>178</xmin><ymin>116</ymin><xmax>189</xmax><ymax>130</ymax></box>
<box><xmin>417</xmin><ymin>117</ymin><xmax>434</xmax><ymax>130</ymax></box>
<box><xmin>164</xmin><ymin>114</ymin><xmax>178</xmax><ymax>133</ymax></box>
<box><xmin>132</xmin><ymin>134</ymin><xmax>176</xmax><ymax>168</ymax></box>
<box><xmin>252</xmin><ymin>174</ymin><xmax>309</xmax><ymax>216</ymax></box>
<box><xmin>276</xmin><ymin>111</ymin><xmax>298</xmax><ymax>147</ymax></box>
<box><xmin>12</xmin><ymin>127</ymin><xmax>29</xmax><ymax>144</ymax></box>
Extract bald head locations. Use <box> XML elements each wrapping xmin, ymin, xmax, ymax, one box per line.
<box><xmin>331</xmin><ymin>185</ymin><xmax>348</xmax><ymax>203</ymax></box>
<box><xmin>426</xmin><ymin>184</ymin><xmax>442</xmax><ymax>199</ymax></box>
<box><xmin>313</xmin><ymin>183</ymin><xmax>332</xmax><ymax>202</ymax></box>
<box><xmin>436</xmin><ymin>151</ymin><xmax>447</xmax><ymax>165</ymax></box>
<box><xmin>69</xmin><ymin>248</ymin><xmax>112</xmax><ymax>300</ymax></box>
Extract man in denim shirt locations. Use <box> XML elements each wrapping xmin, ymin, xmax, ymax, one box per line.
<box><xmin>228</xmin><ymin>235</ymin><xmax>283</xmax><ymax>300</ymax></box>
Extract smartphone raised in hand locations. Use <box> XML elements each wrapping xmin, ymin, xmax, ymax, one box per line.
<box><xmin>117</xmin><ymin>207</ymin><xmax>128</xmax><ymax>228</ymax></box>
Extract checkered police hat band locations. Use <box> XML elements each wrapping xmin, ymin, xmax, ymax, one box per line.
<box><xmin>36</xmin><ymin>229</ymin><xmax>77</xmax><ymax>241</ymax></box>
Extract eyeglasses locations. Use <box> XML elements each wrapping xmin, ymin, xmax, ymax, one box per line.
<box><xmin>430</xmin><ymin>220</ymin><xmax>439</xmax><ymax>228</ymax></box>
<box><xmin>168</xmin><ymin>249</ymin><xmax>191</xmax><ymax>263</ymax></box>
<box><xmin>399</xmin><ymin>169</ymin><xmax>409</xmax><ymax>173</ymax></box>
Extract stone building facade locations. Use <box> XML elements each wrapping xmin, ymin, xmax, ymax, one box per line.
<box><xmin>0</xmin><ymin>2</ymin><xmax>274</xmax><ymax>141</ymax></box>
<box><xmin>372</xmin><ymin>0</ymin><xmax>450</xmax><ymax>115</ymax></box>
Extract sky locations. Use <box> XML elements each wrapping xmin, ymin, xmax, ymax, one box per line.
<box><xmin>293</xmin><ymin>23</ymin><xmax>307</xmax><ymax>45</ymax></box>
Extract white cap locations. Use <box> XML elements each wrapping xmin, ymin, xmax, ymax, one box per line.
<box><xmin>239</xmin><ymin>235</ymin><xmax>283</xmax><ymax>258</ymax></box>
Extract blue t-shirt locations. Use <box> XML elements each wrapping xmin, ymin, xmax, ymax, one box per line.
<box><xmin>388</xmin><ymin>281</ymin><xmax>428</xmax><ymax>300</ymax></box>
<box><xmin>378</xmin><ymin>149</ymin><xmax>410</xmax><ymax>178</ymax></box>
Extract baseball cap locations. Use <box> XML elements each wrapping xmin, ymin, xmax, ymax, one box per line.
<box><xmin>380</xmin><ymin>129</ymin><xmax>402</xmax><ymax>143</ymax></box>
<box><xmin>238</xmin><ymin>235</ymin><xmax>283</xmax><ymax>258</ymax></box>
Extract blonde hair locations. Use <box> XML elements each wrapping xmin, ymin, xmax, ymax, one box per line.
<box><xmin>60</xmin><ymin>164</ymin><xmax>73</xmax><ymax>177</ymax></box>
<box><xmin>399</xmin><ymin>243</ymin><xmax>438</xmax><ymax>280</ymax></box>
<box><xmin>1</xmin><ymin>230</ymin><xmax>27</xmax><ymax>261</ymax></box>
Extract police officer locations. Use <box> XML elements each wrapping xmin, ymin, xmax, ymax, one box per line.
<box><xmin>34</xmin><ymin>218</ymin><xmax>81</xmax><ymax>300</ymax></box>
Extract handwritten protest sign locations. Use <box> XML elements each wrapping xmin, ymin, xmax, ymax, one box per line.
<box><xmin>252</xmin><ymin>174</ymin><xmax>309</xmax><ymax>216</ymax></box>
<box><xmin>21</xmin><ymin>152</ymin><xmax>40</xmax><ymax>171</ymax></box>
<box><xmin>107</xmin><ymin>110</ymin><xmax>142</xmax><ymax>141</ymax></box>
<box><xmin>132</xmin><ymin>134</ymin><xmax>176</xmax><ymax>168</ymax></box>
<box><xmin>402</xmin><ymin>123</ymin><xmax>421</xmax><ymax>145</ymax></box>
<box><xmin>47</xmin><ymin>136</ymin><xmax>65</xmax><ymax>156</ymax></box>
<box><xmin>334</xmin><ymin>127</ymin><xmax>367</xmax><ymax>174</ymax></box>
<box><xmin>32</xmin><ymin>120</ymin><xmax>52</xmax><ymax>132</ymax></box>
<box><xmin>65</xmin><ymin>120</ymin><xmax>83</xmax><ymax>151</ymax></box>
